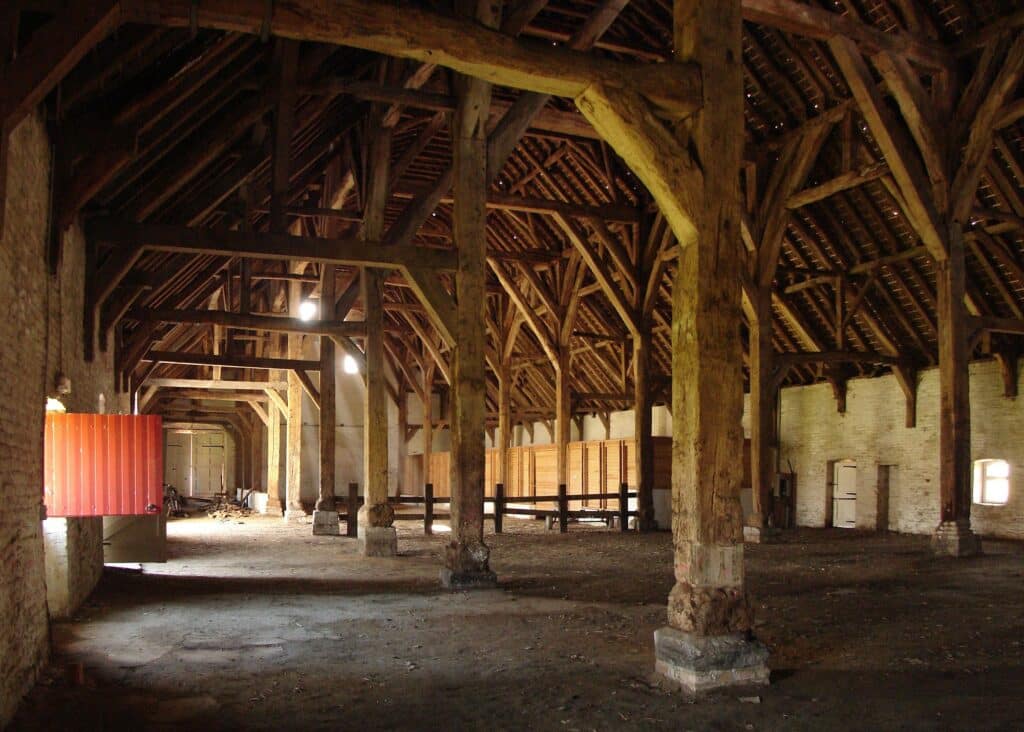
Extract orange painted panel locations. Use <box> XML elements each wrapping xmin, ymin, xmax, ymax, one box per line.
<box><xmin>44</xmin><ymin>414</ymin><xmax>163</xmax><ymax>517</ymax></box>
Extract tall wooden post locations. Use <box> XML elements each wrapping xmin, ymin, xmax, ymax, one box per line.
<box><xmin>633</xmin><ymin>333</ymin><xmax>655</xmax><ymax>530</ymax></box>
<box><xmin>357</xmin><ymin>123</ymin><xmax>397</xmax><ymax>556</ymax></box>
<box><xmin>442</xmin><ymin>0</ymin><xmax>498</xmax><ymax>588</ymax></box>
<box><xmin>422</xmin><ymin>362</ymin><xmax>434</xmax><ymax>490</ymax></box>
<box><xmin>397</xmin><ymin>391</ymin><xmax>409</xmax><ymax>496</ymax></box>
<box><xmin>285</xmin><ymin>278</ymin><xmax>305</xmax><ymax>520</ymax></box>
<box><xmin>652</xmin><ymin>0</ymin><xmax>769</xmax><ymax>692</ymax></box>
<box><xmin>747</xmin><ymin>285</ymin><xmax>778</xmax><ymax>542</ymax></box>
<box><xmin>554</xmin><ymin>349</ymin><xmax>571</xmax><ymax>488</ymax></box>
<box><xmin>313</xmin><ymin>264</ymin><xmax>340</xmax><ymax>535</ymax></box>
<box><xmin>497</xmin><ymin>359</ymin><xmax>511</xmax><ymax>490</ymax></box>
<box><xmin>265</xmin><ymin>340</ymin><xmax>284</xmax><ymax>516</ymax></box>
<box><xmin>932</xmin><ymin>225</ymin><xmax>980</xmax><ymax>555</ymax></box>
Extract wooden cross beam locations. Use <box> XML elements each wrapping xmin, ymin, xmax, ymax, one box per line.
<box><xmin>143</xmin><ymin>350</ymin><xmax>321</xmax><ymax>371</ymax></box>
<box><xmin>130</xmin><ymin>307</ymin><xmax>368</xmax><ymax>338</ymax></box>
<box><xmin>147</xmin><ymin>378</ymin><xmax>289</xmax><ymax>390</ymax></box>
<box><xmin>86</xmin><ymin>219</ymin><xmax>457</xmax><ymax>271</ymax></box>
<box><xmin>120</xmin><ymin>0</ymin><xmax>701</xmax><ymax>117</ymax></box>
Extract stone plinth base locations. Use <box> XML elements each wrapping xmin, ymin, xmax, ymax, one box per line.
<box><xmin>654</xmin><ymin>627</ymin><xmax>769</xmax><ymax>693</ymax></box>
<box><xmin>931</xmin><ymin>521</ymin><xmax>981</xmax><ymax>557</ymax></box>
<box><xmin>743</xmin><ymin>525</ymin><xmax>780</xmax><ymax>544</ymax></box>
<box><xmin>312</xmin><ymin>510</ymin><xmax>340</xmax><ymax>536</ymax></box>
<box><xmin>439</xmin><ymin>568</ymin><xmax>498</xmax><ymax>590</ymax></box>
<box><xmin>358</xmin><ymin>526</ymin><xmax>397</xmax><ymax>557</ymax></box>
<box><xmin>261</xmin><ymin>500</ymin><xmax>285</xmax><ymax>517</ymax></box>
<box><xmin>284</xmin><ymin>507</ymin><xmax>307</xmax><ymax>522</ymax></box>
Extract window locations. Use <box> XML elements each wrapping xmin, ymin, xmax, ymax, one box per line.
<box><xmin>343</xmin><ymin>354</ymin><xmax>359</xmax><ymax>374</ymax></box>
<box><xmin>973</xmin><ymin>459</ymin><xmax>1010</xmax><ymax>506</ymax></box>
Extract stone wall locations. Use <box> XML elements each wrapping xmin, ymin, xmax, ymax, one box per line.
<box><xmin>513</xmin><ymin>360</ymin><xmax>1023</xmax><ymax>540</ymax></box>
<box><xmin>0</xmin><ymin>111</ymin><xmax>120</xmax><ymax>726</ymax></box>
<box><xmin>778</xmin><ymin>360</ymin><xmax>1024</xmax><ymax>539</ymax></box>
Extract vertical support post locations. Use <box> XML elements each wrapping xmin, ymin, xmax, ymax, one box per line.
<box><xmin>397</xmin><ymin>391</ymin><xmax>408</xmax><ymax>495</ymax></box>
<box><xmin>422</xmin><ymin>362</ymin><xmax>434</xmax><ymax>491</ymax></box>
<box><xmin>652</xmin><ymin>0</ymin><xmax>769</xmax><ymax>693</ymax></box>
<box><xmin>932</xmin><ymin>225</ymin><xmax>980</xmax><ymax>556</ymax></box>
<box><xmin>555</xmin><ymin>350</ymin><xmax>571</xmax><ymax>488</ymax></box>
<box><xmin>494</xmin><ymin>483</ymin><xmax>504</xmax><ymax>534</ymax></box>
<box><xmin>313</xmin><ymin>264</ymin><xmax>340</xmax><ymax>535</ymax></box>
<box><xmin>497</xmin><ymin>359</ymin><xmax>511</xmax><ymax>493</ymax></box>
<box><xmin>557</xmin><ymin>483</ymin><xmax>568</xmax><ymax>534</ymax></box>
<box><xmin>747</xmin><ymin>284</ymin><xmax>778</xmax><ymax>543</ymax></box>
<box><xmin>347</xmin><ymin>482</ymin><xmax>359</xmax><ymax>537</ymax></box>
<box><xmin>357</xmin><ymin>114</ymin><xmax>397</xmax><ymax>556</ymax></box>
<box><xmin>265</xmin><ymin>387</ymin><xmax>284</xmax><ymax>516</ymax></box>
<box><xmin>633</xmin><ymin>333</ymin><xmax>656</xmax><ymax>530</ymax></box>
<box><xmin>442</xmin><ymin>1</ymin><xmax>498</xmax><ymax>589</ymax></box>
<box><xmin>285</xmin><ymin>280</ymin><xmax>305</xmax><ymax>521</ymax></box>
<box><xmin>424</xmin><ymin>483</ymin><xmax>434</xmax><ymax>536</ymax></box>
<box><xmin>619</xmin><ymin>482</ymin><xmax>629</xmax><ymax>532</ymax></box>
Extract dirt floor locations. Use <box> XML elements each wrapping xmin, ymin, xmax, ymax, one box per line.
<box><xmin>10</xmin><ymin>514</ymin><xmax>1024</xmax><ymax>731</ymax></box>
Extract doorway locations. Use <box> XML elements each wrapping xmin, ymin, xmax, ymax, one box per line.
<box><xmin>832</xmin><ymin>460</ymin><xmax>857</xmax><ymax>528</ymax></box>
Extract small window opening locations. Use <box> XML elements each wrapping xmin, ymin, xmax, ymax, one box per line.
<box><xmin>343</xmin><ymin>355</ymin><xmax>359</xmax><ymax>374</ymax></box>
<box><xmin>973</xmin><ymin>459</ymin><xmax>1010</xmax><ymax>506</ymax></box>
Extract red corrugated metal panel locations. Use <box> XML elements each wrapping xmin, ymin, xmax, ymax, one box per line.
<box><xmin>44</xmin><ymin>414</ymin><xmax>163</xmax><ymax>517</ymax></box>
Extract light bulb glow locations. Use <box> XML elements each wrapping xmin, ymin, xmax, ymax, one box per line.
<box><xmin>298</xmin><ymin>300</ymin><xmax>317</xmax><ymax>321</ymax></box>
<box><xmin>343</xmin><ymin>355</ymin><xmax>359</xmax><ymax>374</ymax></box>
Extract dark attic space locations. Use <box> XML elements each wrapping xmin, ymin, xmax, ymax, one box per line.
<box><xmin>1</xmin><ymin>0</ymin><xmax>1024</xmax><ymax>730</ymax></box>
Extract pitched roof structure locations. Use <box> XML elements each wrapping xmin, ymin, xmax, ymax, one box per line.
<box><xmin>6</xmin><ymin>0</ymin><xmax>1024</xmax><ymax>426</ymax></box>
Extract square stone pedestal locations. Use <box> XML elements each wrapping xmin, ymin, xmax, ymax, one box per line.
<box><xmin>312</xmin><ymin>510</ymin><xmax>340</xmax><ymax>536</ymax></box>
<box><xmin>358</xmin><ymin>525</ymin><xmax>398</xmax><ymax>556</ymax></box>
<box><xmin>284</xmin><ymin>507</ymin><xmax>307</xmax><ymax>522</ymax></box>
<box><xmin>931</xmin><ymin>521</ymin><xmax>981</xmax><ymax>557</ymax></box>
<box><xmin>654</xmin><ymin>627</ymin><xmax>769</xmax><ymax>693</ymax></box>
<box><xmin>743</xmin><ymin>525</ymin><xmax>780</xmax><ymax>544</ymax></box>
<box><xmin>439</xmin><ymin>569</ymin><xmax>498</xmax><ymax>590</ymax></box>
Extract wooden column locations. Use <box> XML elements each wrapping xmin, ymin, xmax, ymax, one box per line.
<box><xmin>313</xmin><ymin>263</ymin><xmax>339</xmax><ymax>534</ymax></box>
<box><xmin>497</xmin><ymin>359</ymin><xmax>512</xmax><ymax>489</ymax></box>
<box><xmin>933</xmin><ymin>225</ymin><xmax>980</xmax><ymax>555</ymax></box>
<box><xmin>633</xmin><ymin>333</ymin><xmax>655</xmax><ymax>530</ymax></box>
<box><xmin>266</xmin><ymin>397</ymin><xmax>283</xmax><ymax>515</ymax></box>
<box><xmin>397</xmin><ymin>391</ymin><xmax>408</xmax><ymax>495</ymax></box>
<box><xmin>422</xmin><ymin>362</ymin><xmax>435</xmax><ymax>490</ymax></box>
<box><xmin>285</xmin><ymin>279</ymin><xmax>305</xmax><ymax>519</ymax></box>
<box><xmin>748</xmin><ymin>285</ymin><xmax>777</xmax><ymax>541</ymax></box>
<box><xmin>357</xmin><ymin>119</ymin><xmax>396</xmax><ymax>554</ymax></box>
<box><xmin>443</xmin><ymin>0</ymin><xmax>497</xmax><ymax>587</ymax></box>
<box><xmin>554</xmin><ymin>349</ymin><xmax>571</xmax><ymax>488</ymax></box>
<box><xmin>651</xmin><ymin>0</ymin><xmax>769</xmax><ymax>692</ymax></box>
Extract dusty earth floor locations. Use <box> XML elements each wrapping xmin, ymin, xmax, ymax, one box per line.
<box><xmin>10</xmin><ymin>514</ymin><xmax>1024</xmax><ymax>731</ymax></box>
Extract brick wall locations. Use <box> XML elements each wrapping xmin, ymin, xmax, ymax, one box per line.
<box><xmin>780</xmin><ymin>360</ymin><xmax>1024</xmax><ymax>539</ymax></box>
<box><xmin>0</xmin><ymin>111</ymin><xmax>120</xmax><ymax>726</ymax></box>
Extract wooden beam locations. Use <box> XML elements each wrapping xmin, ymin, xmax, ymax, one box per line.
<box><xmin>144</xmin><ymin>350</ymin><xmax>321</xmax><ymax>371</ymax></box>
<box><xmin>786</xmin><ymin>164</ymin><xmax>888</xmax><ymax>209</ymax></box>
<box><xmin>130</xmin><ymin>307</ymin><xmax>368</xmax><ymax>337</ymax></box>
<box><xmin>0</xmin><ymin>0</ymin><xmax>122</xmax><ymax>134</ymax></box>
<box><xmin>829</xmin><ymin>37</ymin><xmax>947</xmax><ymax>260</ymax></box>
<box><xmin>147</xmin><ymin>378</ymin><xmax>288</xmax><ymax>390</ymax></box>
<box><xmin>87</xmin><ymin>219</ymin><xmax>458</xmax><ymax>271</ymax></box>
<box><xmin>740</xmin><ymin>0</ymin><xmax>950</xmax><ymax>71</ymax></box>
<box><xmin>122</xmin><ymin>0</ymin><xmax>702</xmax><ymax>117</ymax></box>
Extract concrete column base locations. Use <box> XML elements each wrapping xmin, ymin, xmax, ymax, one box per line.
<box><xmin>357</xmin><ymin>525</ymin><xmax>398</xmax><ymax>557</ymax></box>
<box><xmin>743</xmin><ymin>525</ymin><xmax>780</xmax><ymax>544</ymax></box>
<box><xmin>262</xmin><ymin>500</ymin><xmax>285</xmax><ymax>517</ymax></box>
<box><xmin>311</xmin><ymin>510</ymin><xmax>340</xmax><ymax>536</ymax></box>
<box><xmin>931</xmin><ymin>520</ymin><xmax>981</xmax><ymax>557</ymax></box>
<box><xmin>654</xmin><ymin>627</ymin><xmax>769</xmax><ymax>693</ymax></box>
<box><xmin>439</xmin><ymin>568</ymin><xmax>498</xmax><ymax>590</ymax></box>
<box><xmin>283</xmin><ymin>507</ymin><xmax>307</xmax><ymax>522</ymax></box>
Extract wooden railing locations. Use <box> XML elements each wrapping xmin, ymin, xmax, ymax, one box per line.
<box><xmin>336</xmin><ymin>481</ymin><xmax>637</xmax><ymax>535</ymax></box>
